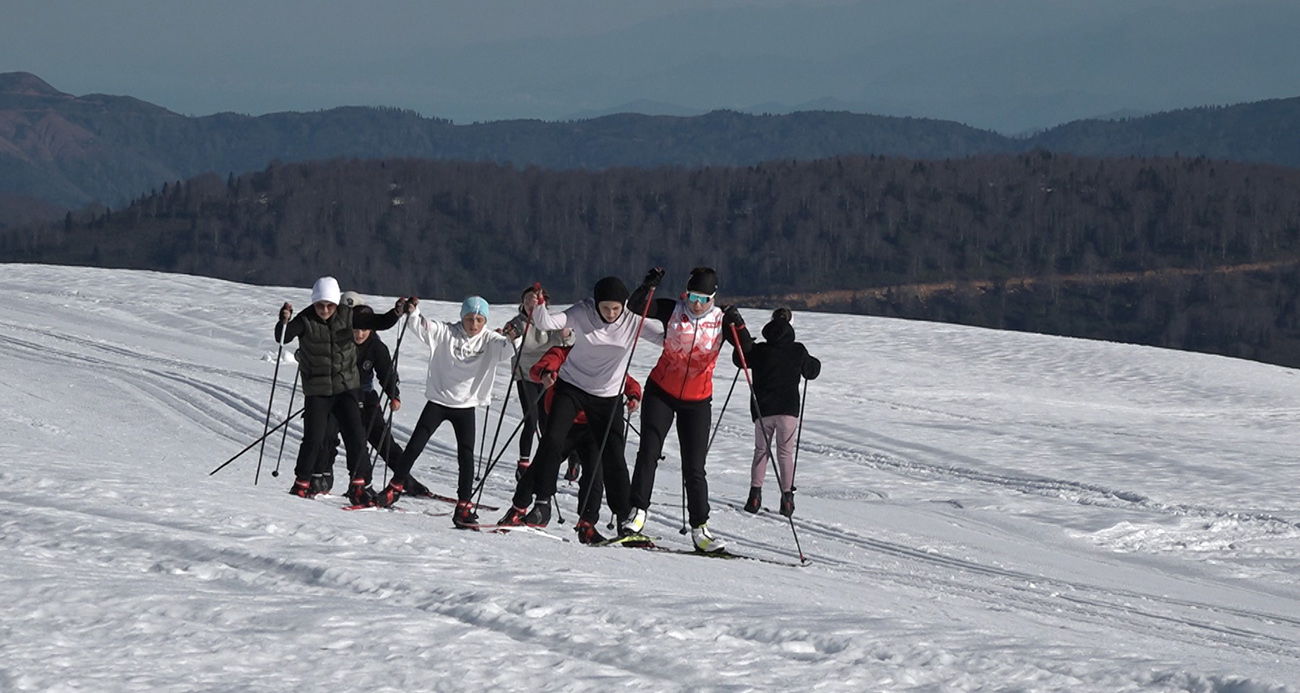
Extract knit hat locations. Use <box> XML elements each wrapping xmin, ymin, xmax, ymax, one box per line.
<box><xmin>686</xmin><ymin>267</ymin><xmax>718</xmax><ymax>295</ymax></box>
<box><xmin>340</xmin><ymin>291</ymin><xmax>365</xmax><ymax>308</ymax></box>
<box><xmin>460</xmin><ymin>296</ymin><xmax>490</xmax><ymax>320</ymax></box>
<box><xmin>311</xmin><ymin>276</ymin><xmax>342</xmax><ymax>305</ymax></box>
<box><xmin>593</xmin><ymin>276</ymin><xmax>629</xmax><ymax>305</ymax></box>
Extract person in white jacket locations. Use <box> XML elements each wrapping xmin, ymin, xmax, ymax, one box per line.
<box><xmin>374</xmin><ymin>296</ymin><xmax>518</xmax><ymax>527</ymax></box>
<box><xmin>498</xmin><ymin>276</ymin><xmax>661</xmax><ymax>530</ymax></box>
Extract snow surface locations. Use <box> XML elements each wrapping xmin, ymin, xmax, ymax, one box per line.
<box><xmin>2</xmin><ymin>264</ymin><xmax>1300</xmax><ymax>692</ymax></box>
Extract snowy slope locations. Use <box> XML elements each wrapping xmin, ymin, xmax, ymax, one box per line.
<box><xmin>1</xmin><ymin>264</ymin><xmax>1298</xmax><ymax>692</ymax></box>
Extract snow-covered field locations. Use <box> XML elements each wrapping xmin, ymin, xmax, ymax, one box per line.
<box><xmin>2</xmin><ymin>264</ymin><xmax>1299</xmax><ymax>692</ymax></box>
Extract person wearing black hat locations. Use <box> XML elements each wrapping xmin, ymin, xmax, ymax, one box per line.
<box><xmin>622</xmin><ymin>266</ymin><xmax>753</xmax><ymax>552</ymax></box>
<box><xmin>498</xmin><ymin>276</ymin><xmax>660</xmax><ymax>531</ymax></box>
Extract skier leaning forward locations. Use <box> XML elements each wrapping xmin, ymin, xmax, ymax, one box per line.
<box><xmin>622</xmin><ymin>266</ymin><xmax>753</xmax><ymax>552</ymax></box>
<box><xmin>499</xmin><ymin>276</ymin><xmax>661</xmax><ymax>528</ymax></box>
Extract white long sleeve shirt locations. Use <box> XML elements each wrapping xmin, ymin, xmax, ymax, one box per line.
<box><xmin>408</xmin><ymin>308</ymin><xmax>516</xmax><ymax>408</ymax></box>
<box><xmin>531</xmin><ymin>299</ymin><xmax>663</xmax><ymax>397</ymax></box>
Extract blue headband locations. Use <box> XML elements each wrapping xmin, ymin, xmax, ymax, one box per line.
<box><xmin>460</xmin><ymin>296</ymin><xmax>490</xmax><ymax>320</ymax></box>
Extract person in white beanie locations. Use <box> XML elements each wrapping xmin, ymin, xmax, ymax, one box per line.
<box><xmin>374</xmin><ymin>295</ymin><xmax>519</xmax><ymax>527</ymax></box>
<box><xmin>275</xmin><ymin>276</ymin><xmax>414</xmax><ymax>507</ymax></box>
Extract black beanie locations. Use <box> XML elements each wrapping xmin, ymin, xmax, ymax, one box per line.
<box><xmin>593</xmin><ymin>276</ymin><xmax>629</xmax><ymax>305</ymax></box>
<box><xmin>686</xmin><ymin>267</ymin><xmax>719</xmax><ymax>295</ymax></box>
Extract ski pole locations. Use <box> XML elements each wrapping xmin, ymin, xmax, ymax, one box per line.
<box><xmin>255</xmin><ymin>316</ymin><xmax>290</xmax><ymax>485</ymax></box>
<box><xmin>482</xmin><ymin>324</ymin><xmax>524</xmax><ymax>481</ymax></box>
<box><xmin>210</xmin><ymin>406</ymin><xmax>306</xmax><ymax>476</ymax></box>
<box><xmin>469</xmin><ymin>415</ymin><xmax>527</xmax><ymax>507</ymax></box>
<box><xmin>371</xmin><ymin>312</ymin><xmax>411</xmax><ymax>486</ymax></box>
<box><xmin>470</xmin><ymin>382</ymin><xmax>545</xmax><ymax>508</ymax></box>
<box><xmin>706</xmin><ymin>369</ymin><xmax>741</xmax><ymax>455</ymax></box>
<box><xmin>475</xmin><ymin>402</ymin><xmax>491</xmax><ymax>480</ymax></box>
<box><xmin>792</xmin><ymin>377</ymin><xmax>808</xmax><ymax>488</ymax></box>
<box><xmin>270</xmin><ymin>363</ymin><xmax>301</xmax><ymax>478</ymax></box>
<box><xmin>732</xmin><ymin>323</ymin><xmax>807</xmax><ymax>564</ymax></box>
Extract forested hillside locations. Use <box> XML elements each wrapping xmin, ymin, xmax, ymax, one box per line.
<box><xmin>6</xmin><ymin>70</ymin><xmax>1300</xmax><ymax>217</ymax></box>
<box><xmin>5</xmin><ymin>152</ymin><xmax>1300</xmax><ymax>366</ymax></box>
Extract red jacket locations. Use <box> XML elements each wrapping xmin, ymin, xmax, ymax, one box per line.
<box><xmin>531</xmin><ymin>346</ymin><xmax>641</xmax><ymax>424</ymax></box>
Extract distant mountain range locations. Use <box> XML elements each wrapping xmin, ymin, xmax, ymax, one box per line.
<box><xmin>3</xmin><ymin>71</ymin><xmax>1300</xmax><ymax>218</ymax></box>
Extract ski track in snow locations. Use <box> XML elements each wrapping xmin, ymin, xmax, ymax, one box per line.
<box><xmin>2</xmin><ymin>265</ymin><xmax>1299</xmax><ymax>692</ymax></box>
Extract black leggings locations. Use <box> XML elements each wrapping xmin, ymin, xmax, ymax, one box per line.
<box><xmin>318</xmin><ymin>400</ymin><xmax>405</xmax><ymax>477</ymax></box>
<box><xmin>560</xmin><ymin>423</ymin><xmax>609</xmax><ymax>524</ymax></box>
<box><xmin>394</xmin><ymin>402</ymin><xmax>477</xmax><ymax>500</ymax></box>
<box><xmin>294</xmin><ymin>390</ymin><xmax>372</xmax><ymax>484</ymax></box>
<box><xmin>516</xmin><ymin>379</ymin><xmax>547</xmax><ymax>459</ymax></box>
<box><xmin>512</xmin><ymin>379</ymin><xmax>630</xmax><ymax>521</ymax></box>
<box><xmin>630</xmin><ymin>380</ymin><xmax>713</xmax><ymax>527</ymax></box>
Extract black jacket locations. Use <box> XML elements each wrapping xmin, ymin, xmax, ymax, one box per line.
<box><xmin>356</xmin><ymin>333</ymin><xmax>400</xmax><ymax>408</ymax></box>
<box><xmin>275</xmin><ymin>304</ymin><xmax>398</xmax><ymax>397</ymax></box>
<box><xmin>733</xmin><ymin>318</ymin><xmax>820</xmax><ymax>420</ymax></box>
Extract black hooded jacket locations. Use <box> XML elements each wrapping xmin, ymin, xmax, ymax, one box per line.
<box><xmin>733</xmin><ymin>318</ymin><xmax>820</xmax><ymax>420</ymax></box>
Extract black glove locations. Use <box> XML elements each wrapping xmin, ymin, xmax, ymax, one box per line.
<box><xmin>722</xmin><ymin>305</ymin><xmax>745</xmax><ymax>331</ymax></box>
<box><xmin>642</xmin><ymin>266</ymin><xmax>665</xmax><ymax>290</ymax></box>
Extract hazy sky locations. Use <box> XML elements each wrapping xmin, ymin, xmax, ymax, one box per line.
<box><xmin>3</xmin><ymin>0</ymin><xmax>1297</xmax><ymax>133</ymax></box>
<box><xmin>1</xmin><ymin>0</ymin><xmax>844</xmax><ymax>115</ymax></box>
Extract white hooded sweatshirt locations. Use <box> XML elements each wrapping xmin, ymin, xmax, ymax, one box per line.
<box><xmin>408</xmin><ymin>308</ymin><xmax>516</xmax><ymax>408</ymax></box>
<box><xmin>531</xmin><ymin>299</ymin><xmax>663</xmax><ymax>397</ymax></box>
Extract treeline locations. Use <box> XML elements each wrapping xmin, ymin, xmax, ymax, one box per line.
<box><xmin>6</xmin><ymin>152</ymin><xmax>1300</xmax><ymax>366</ymax></box>
<box><xmin>10</xmin><ymin>69</ymin><xmax>1300</xmax><ymax>214</ymax></box>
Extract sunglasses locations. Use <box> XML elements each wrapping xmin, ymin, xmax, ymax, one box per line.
<box><xmin>686</xmin><ymin>291</ymin><xmax>715</xmax><ymax>304</ymax></box>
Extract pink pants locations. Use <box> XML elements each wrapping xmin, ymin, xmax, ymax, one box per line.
<box><xmin>750</xmin><ymin>414</ymin><xmax>798</xmax><ymax>491</ymax></box>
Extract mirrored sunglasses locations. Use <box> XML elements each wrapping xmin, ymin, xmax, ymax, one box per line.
<box><xmin>686</xmin><ymin>291</ymin><xmax>715</xmax><ymax>304</ymax></box>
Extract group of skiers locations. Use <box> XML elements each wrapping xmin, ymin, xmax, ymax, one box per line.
<box><xmin>273</xmin><ymin>268</ymin><xmax>820</xmax><ymax>552</ymax></box>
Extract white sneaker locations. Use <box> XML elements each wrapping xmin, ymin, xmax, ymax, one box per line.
<box><xmin>691</xmin><ymin>524</ymin><xmax>727</xmax><ymax>553</ymax></box>
<box><xmin>621</xmin><ymin>508</ymin><xmax>647</xmax><ymax>535</ymax></box>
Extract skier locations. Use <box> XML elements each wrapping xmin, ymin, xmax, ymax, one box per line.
<box><xmin>528</xmin><ymin>344</ymin><xmax>642</xmax><ymax>543</ymax></box>
<box><xmin>276</xmin><ymin>276</ymin><xmax>410</xmax><ymax>506</ymax></box>
<box><xmin>503</xmin><ymin>285</ymin><xmax>574</xmax><ymax>482</ymax></box>
<box><xmin>374</xmin><ymin>296</ymin><xmax>518</xmax><ymax>526</ymax></box>
<box><xmin>498</xmin><ymin>276</ymin><xmax>657</xmax><ymax>530</ymax></box>
<box><xmin>314</xmin><ymin>294</ymin><xmax>433</xmax><ymax>498</ymax></box>
<box><xmin>734</xmin><ymin>308</ymin><xmax>821</xmax><ymax>516</ymax></box>
<box><xmin>623</xmin><ymin>267</ymin><xmax>753</xmax><ymax>552</ymax></box>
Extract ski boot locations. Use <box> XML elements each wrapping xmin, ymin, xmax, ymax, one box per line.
<box><xmin>744</xmin><ymin>486</ymin><xmax>762</xmax><ymax>513</ymax></box>
<box><xmin>346</xmin><ymin>479</ymin><xmax>375</xmax><ymax>507</ymax></box>
<box><xmin>620</xmin><ymin>508</ymin><xmax>647</xmax><ymax>536</ymax></box>
<box><xmin>691</xmin><ymin>523</ymin><xmax>727</xmax><ymax>553</ymax></box>
<box><xmin>497</xmin><ymin>504</ymin><xmax>527</xmax><ymax>526</ymax></box>
<box><xmin>453</xmin><ymin>500</ymin><xmax>479</xmax><ymax>528</ymax></box>
<box><xmin>524</xmin><ymin>498</ymin><xmax>551</xmax><ymax>527</ymax></box>
<box><xmin>779</xmin><ymin>490</ymin><xmax>795</xmax><ymax>518</ymax></box>
<box><xmin>289</xmin><ymin>478</ymin><xmax>314</xmax><ymax>498</ymax></box>
<box><xmin>575</xmin><ymin>519</ymin><xmax>606</xmax><ymax>545</ymax></box>
<box><xmin>374</xmin><ymin>482</ymin><xmax>403</xmax><ymax>508</ymax></box>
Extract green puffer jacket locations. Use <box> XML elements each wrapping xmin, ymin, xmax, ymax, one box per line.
<box><xmin>275</xmin><ymin>304</ymin><xmax>399</xmax><ymax>397</ymax></box>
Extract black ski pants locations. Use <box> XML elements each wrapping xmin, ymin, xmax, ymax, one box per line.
<box><xmin>295</xmin><ymin>390</ymin><xmax>372</xmax><ymax>484</ymax></box>
<box><xmin>630</xmin><ymin>380</ymin><xmax>714</xmax><ymax>527</ymax></box>
<box><xmin>512</xmin><ymin>379</ymin><xmax>630</xmax><ymax>521</ymax></box>
<box><xmin>318</xmin><ymin>399</ymin><xmax>405</xmax><ymax>477</ymax></box>
<box><xmin>395</xmin><ymin>402</ymin><xmax>476</xmax><ymax>500</ymax></box>
<box><xmin>560</xmin><ymin>422</ymin><xmax>612</xmax><ymax>524</ymax></box>
<box><xmin>516</xmin><ymin>379</ymin><xmax>548</xmax><ymax>459</ymax></box>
